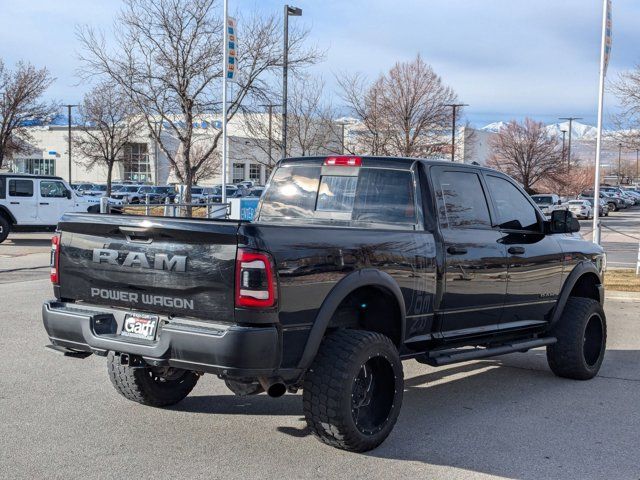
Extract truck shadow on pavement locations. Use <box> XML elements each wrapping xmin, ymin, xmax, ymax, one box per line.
<box><xmin>3</xmin><ymin>238</ymin><xmax>52</xmax><ymax>247</ymax></box>
<box><xmin>174</xmin><ymin>349</ymin><xmax>639</xmax><ymax>479</ymax></box>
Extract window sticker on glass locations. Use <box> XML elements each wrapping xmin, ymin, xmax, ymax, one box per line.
<box><xmin>316</xmin><ymin>176</ymin><xmax>357</xmax><ymax>212</ymax></box>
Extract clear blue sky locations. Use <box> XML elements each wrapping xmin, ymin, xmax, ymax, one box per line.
<box><xmin>1</xmin><ymin>0</ymin><xmax>637</xmax><ymax>127</ymax></box>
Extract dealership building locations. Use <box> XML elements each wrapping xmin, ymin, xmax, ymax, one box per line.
<box><xmin>5</xmin><ymin>115</ymin><xmax>276</xmax><ymax>186</ymax></box>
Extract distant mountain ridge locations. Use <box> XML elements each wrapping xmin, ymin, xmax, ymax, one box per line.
<box><xmin>480</xmin><ymin>120</ymin><xmax>599</xmax><ymax>141</ymax></box>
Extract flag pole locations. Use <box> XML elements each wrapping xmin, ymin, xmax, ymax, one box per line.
<box><xmin>221</xmin><ymin>0</ymin><xmax>229</xmax><ymax>206</ymax></box>
<box><xmin>592</xmin><ymin>0</ymin><xmax>610</xmax><ymax>244</ymax></box>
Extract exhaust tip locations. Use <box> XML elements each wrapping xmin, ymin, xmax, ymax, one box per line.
<box><xmin>267</xmin><ymin>382</ymin><xmax>287</xmax><ymax>398</ymax></box>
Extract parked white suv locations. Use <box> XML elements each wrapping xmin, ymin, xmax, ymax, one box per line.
<box><xmin>0</xmin><ymin>174</ymin><xmax>100</xmax><ymax>243</ymax></box>
<box><xmin>530</xmin><ymin>194</ymin><xmax>562</xmax><ymax>216</ymax></box>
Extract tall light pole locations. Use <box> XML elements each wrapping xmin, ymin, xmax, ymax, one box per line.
<box><xmin>636</xmin><ymin>149</ymin><xmax>639</xmax><ymax>184</ymax></box>
<box><xmin>559</xmin><ymin>116</ymin><xmax>582</xmax><ymax>170</ymax></box>
<box><xmin>335</xmin><ymin>120</ymin><xmax>349</xmax><ymax>154</ymax></box>
<box><xmin>618</xmin><ymin>143</ymin><xmax>622</xmax><ymax>185</ymax></box>
<box><xmin>444</xmin><ymin>103</ymin><xmax>468</xmax><ymax>162</ymax></box>
<box><xmin>65</xmin><ymin>104</ymin><xmax>78</xmax><ymax>184</ymax></box>
<box><xmin>259</xmin><ymin>103</ymin><xmax>280</xmax><ymax>171</ymax></box>
<box><xmin>282</xmin><ymin>5</ymin><xmax>302</xmax><ymax>159</ymax></box>
<box><xmin>561</xmin><ymin>129</ymin><xmax>567</xmax><ymax>163</ymax></box>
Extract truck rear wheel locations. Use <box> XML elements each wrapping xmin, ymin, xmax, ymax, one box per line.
<box><xmin>303</xmin><ymin>330</ymin><xmax>403</xmax><ymax>452</ymax></box>
<box><xmin>0</xmin><ymin>216</ymin><xmax>10</xmax><ymax>244</ymax></box>
<box><xmin>107</xmin><ymin>353</ymin><xmax>199</xmax><ymax>406</ymax></box>
<box><xmin>547</xmin><ymin>297</ymin><xmax>606</xmax><ymax>380</ymax></box>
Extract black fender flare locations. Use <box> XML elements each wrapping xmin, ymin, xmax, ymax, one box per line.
<box><xmin>296</xmin><ymin>268</ymin><xmax>406</xmax><ymax>370</ymax></box>
<box><xmin>550</xmin><ymin>261</ymin><xmax>603</xmax><ymax>328</ymax></box>
<box><xmin>0</xmin><ymin>205</ymin><xmax>16</xmax><ymax>224</ymax></box>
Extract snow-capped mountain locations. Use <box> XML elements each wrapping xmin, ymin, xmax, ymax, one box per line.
<box><xmin>480</xmin><ymin>120</ymin><xmax>599</xmax><ymax>141</ymax></box>
<box><xmin>545</xmin><ymin>121</ymin><xmax>598</xmax><ymax>141</ymax></box>
<box><xmin>480</xmin><ymin>121</ymin><xmax>508</xmax><ymax>133</ymax></box>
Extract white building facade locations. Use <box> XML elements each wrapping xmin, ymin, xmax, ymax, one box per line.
<box><xmin>5</xmin><ymin>116</ymin><xmax>275</xmax><ymax>186</ymax></box>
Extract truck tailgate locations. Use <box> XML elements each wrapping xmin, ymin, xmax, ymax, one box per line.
<box><xmin>56</xmin><ymin>214</ymin><xmax>239</xmax><ymax>321</ymax></box>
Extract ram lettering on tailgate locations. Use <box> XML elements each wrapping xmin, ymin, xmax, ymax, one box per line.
<box><xmin>92</xmin><ymin>248</ymin><xmax>187</xmax><ymax>272</ymax></box>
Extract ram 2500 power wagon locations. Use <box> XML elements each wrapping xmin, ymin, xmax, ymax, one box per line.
<box><xmin>43</xmin><ymin>156</ymin><xmax>606</xmax><ymax>452</ymax></box>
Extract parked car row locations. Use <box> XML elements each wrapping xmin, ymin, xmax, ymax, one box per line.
<box><xmin>72</xmin><ymin>181</ymin><xmax>266</xmax><ymax>206</ymax></box>
<box><xmin>529</xmin><ymin>185</ymin><xmax>640</xmax><ymax>221</ymax></box>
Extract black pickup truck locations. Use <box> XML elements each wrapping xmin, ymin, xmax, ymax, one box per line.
<box><xmin>43</xmin><ymin>156</ymin><xmax>606</xmax><ymax>452</ymax></box>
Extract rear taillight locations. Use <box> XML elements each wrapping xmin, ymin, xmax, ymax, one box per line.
<box><xmin>324</xmin><ymin>156</ymin><xmax>362</xmax><ymax>166</ymax></box>
<box><xmin>50</xmin><ymin>234</ymin><xmax>60</xmax><ymax>284</ymax></box>
<box><xmin>235</xmin><ymin>249</ymin><xmax>276</xmax><ymax>308</ymax></box>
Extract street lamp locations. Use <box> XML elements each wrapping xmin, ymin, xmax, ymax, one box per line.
<box><xmin>259</xmin><ymin>103</ymin><xmax>281</xmax><ymax>170</ymax></box>
<box><xmin>618</xmin><ymin>143</ymin><xmax>622</xmax><ymax>185</ymax></box>
<box><xmin>65</xmin><ymin>104</ymin><xmax>79</xmax><ymax>184</ymax></box>
<box><xmin>282</xmin><ymin>4</ymin><xmax>302</xmax><ymax>159</ymax></box>
<box><xmin>559</xmin><ymin>116</ymin><xmax>582</xmax><ymax>170</ymax></box>
<box><xmin>561</xmin><ymin>129</ymin><xmax>567</xmax><ymax>163</ymax></box>
<box><xmin>444</xmin><ymin>103</ymin><xmax>468</xmax><ymax>162</ymax></box>
<box><xmin>335</xmin><ymin>119</ymin><xmax>350</xmax><ymax>154</ymax></box>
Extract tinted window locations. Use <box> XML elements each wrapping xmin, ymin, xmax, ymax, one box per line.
<box><xmin>435</xmin><ymin>171</ymin><xmax>491</xmax><ymax>229</ymax></box>
<box><xmin>532</xmin><ymin>195</ymin><xmax>553</xmax><ymax>205</ymax></box>
<box><xmin>9</xmin><ymin>179</ymin><xmax>34</xmax><ymax>197</ymax></box>
<box><xmin>40</xmin><ymin>181</ymin><xmax>69</xmax><ymax>198</ymax></box>
<box><xmin>352</xmin><ymin>169</ymin><xmax>415</xmax><ymax>224</ymax></box>
<box><xmin>0</xmin><ymin>178</ymin><xmax>5</xmax><ymax>199</ymax></box>
<box><xmin>486</xmin><ymin>175</ymin><xmax>539</xmax><ymax>231</ymax></box>
<box><xmin>260</xmin><ymin>165</ymin><xmax>321</xmax><ymax>219</ymax></box>
<box><xmin>259</xmin><ymin>165</ymin><xmax>416</xmax><ymax>225</ymax></box>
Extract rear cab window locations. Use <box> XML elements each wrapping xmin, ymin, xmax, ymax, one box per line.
<box><xmin>257</xmin><ymin>159</ymin><xmax>419</xmax><ymax>229</ymax></box>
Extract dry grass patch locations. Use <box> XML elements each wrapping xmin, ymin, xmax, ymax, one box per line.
<box><xmin>122</xmin><ymin>206</ymin><xmax>210</xmax><ymax>218</ymax></box>
<box><xmin>604</xmin><ymin>269</ymin><xmax>640</xmax><ymax>292</ymax></box>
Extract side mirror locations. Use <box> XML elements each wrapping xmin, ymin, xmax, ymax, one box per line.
<box><xmin>548</xmin><ymin>209</ymin><xmax>580</xmax><ymax>234</ymax></box>
<box><xmin>66</xmin><ymin>190</ymin><xmax>73</xmax><ymax>199</ymax></box>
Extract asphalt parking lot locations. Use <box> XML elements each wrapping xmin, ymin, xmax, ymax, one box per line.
<box><xmin>0</xmin><ymin>211</ymin><xmax>639</xmax><ymax>479</ymax></box>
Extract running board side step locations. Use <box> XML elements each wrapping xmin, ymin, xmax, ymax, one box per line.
<box><xmin>418</xmin><ymin>337</ymin><xmax>557</xmax><ymax>366</ymax></box>
<box><xmin>45</xmin><ymin>344</ymin><xmax>93</xmax><ymax>359</ymax></box>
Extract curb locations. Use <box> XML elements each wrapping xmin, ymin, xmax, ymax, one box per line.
<box><xmin>606</xmin><ymin>290</ymin><xmax>640</xmax><ymax>301</ymax></box>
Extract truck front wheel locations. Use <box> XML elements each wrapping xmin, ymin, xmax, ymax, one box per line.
<box><xmin>107</xmin><ymin>353</ymin><xmax>199</xmax><ymax>406</ymax></box>
<box><xmin>0</xmin><ymin>216</ymin><xmax>10</xmax><ymax>244</ymax></box>
<box><xmin>547</xmin><ymin>297</ymin><xmax>606</xmax><ymax>380</ymax></box>
<box><xmin>303</xmin><ymin>330</ymin><xmax>403</xmax><ymax>452</ymax></box>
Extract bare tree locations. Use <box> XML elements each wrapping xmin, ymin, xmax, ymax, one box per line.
<box><xmin>488</xmin><ymin>118</ymin><xmax>564</xmax><ymax>193</ymax></box>
<box><xmin>72</xmin><ymin>83</ymin><xmax>143</xmax><ymax>196</ymax></box>
<box><xmin>240</xmin><ymin>76</ymin><xmax>338</xmax><ymax>170</ymax></box>
<box><xmin>538</xmin><ymin>163</ymin><xmax>594</xmax><ymax>197</ymax></box>
<box><xmin>0</xmin><ymin>60</ymin><xmax>58</xmax><ymax>169</ymax></box>
<box><xmin>337</xmin><ymin>55</ymin><xmax>459</xmax><ymax>157</ymax></box>
<box><xmin>77</xmin><ymin>0</ymin><xmax>320</xmax><ymax>205</ymax></box>
<box><xmin>611</xmin><ymin>65</ymin><xmax>640</xmax><ymax>143</ymax></box>
<box><xmin>175</xmin><ymin>140</ymin><xmax>221</xmax><ymax>184</ymax></box>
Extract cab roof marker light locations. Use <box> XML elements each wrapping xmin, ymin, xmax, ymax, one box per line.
<box><xmin>324</xmin><ymin>156</ymin><xmax>362</xmax><ymax>167</ymax></box>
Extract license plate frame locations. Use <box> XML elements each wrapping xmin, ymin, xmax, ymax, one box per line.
<box><xmin>121</xmin><ymin>313</ymin><xmax>159</xmax><ymax>341</ymax></box>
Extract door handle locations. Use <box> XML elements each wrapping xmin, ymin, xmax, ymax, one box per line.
<box><xmin>39</xmin><ymin>202</ymin><xmax>50</xmax><ymax>205</ymax></box>
<box><xmin>447</xmin><ymin>246</ymin><xmax>468</xmax><ymax>255</ymax></box>
<box><xmin>508</xmin><ymin>246</ymin><xmax>525</xmax><ymax>255</ymax></box>
<box><xmin>10</xmin><ymin>202</ymin><xmax>19</xmax><ymax>205</ymax></box>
